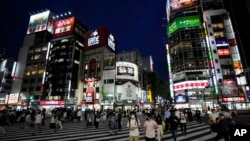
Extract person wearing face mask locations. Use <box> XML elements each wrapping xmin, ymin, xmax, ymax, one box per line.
<box><xmin>127</xmin><ymin>112</ymin><xmax>140</xmax><ymax>141</ymax></box>
<box><xmin>143</xmin><ymin>113</ymin><xmax>158</xmax><ymax>141</ymax></box>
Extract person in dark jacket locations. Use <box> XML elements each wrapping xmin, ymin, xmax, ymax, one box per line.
<box><xmin>213</xmin><ymin>112</ymin><xmax>233</xmax><ymax>141</ymax></box>
<box><xmin>0</xmin><ymin>110</ymin><xmax>8</xmax><ymax>136</ymax></box>
<box><xmin>169</xmin><ymin>111</ymin><xmax>179</xmax><ymax>141</ymax></box>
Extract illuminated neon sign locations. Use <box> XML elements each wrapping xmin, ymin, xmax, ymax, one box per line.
<box><xmin>167</xmin><ymin>15</ymin><xmax>201</xmax><ymax>35</ymax></box>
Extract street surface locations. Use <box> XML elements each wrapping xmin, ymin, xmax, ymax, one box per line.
<box><xmin>0</xmin><ymin>112</ymin><xmax>241</xmax><ymax>141</ymax></box>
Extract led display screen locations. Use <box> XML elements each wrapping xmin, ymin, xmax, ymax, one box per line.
<box><xmin>168</xmin><ymin>15</ymin><xmax>201</xmax><ymax>35</ymax></box>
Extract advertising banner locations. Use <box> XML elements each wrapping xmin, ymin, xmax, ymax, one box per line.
<box><xmin>83</xmin><ymin>78</ymin><xmax>97</xmax><ymax>104</ymax></box>
<box><xmin>84</xmin><ymin>27</ymin><xmax>116</xmax><ymax>51</ymax></box>
<box><xmin>170</xmin><ymin>0</ymin><xmax>198</xmax><ymax>11</ymax></box>
<box><xmin>40</xmin><ymin>100</ymin><xmax>65</xmax><ymax>105</ymax></box>
<box><xmin>27</xmin><ymin>10</ymin><xmax>51</xmax><ymax>34</ymax></box>
<box><xmin>174</xmin><ymin>90</ymin><xmax>188</xmax><ymax>103</ymax></box>
<box><xmin>53</xmin><ymin>17</ymin><xmax>75</xmax><ymax>38</ymax></box>
<box><xmin>7</xmin><ymin>93</ymin><xmax>19</xmax><ymax>105</ymax></box>
<box><xmin>168</xmin><ymin>15</ymin><xmax>201</xmax><ymax>35</ymax></box>
<box><xmin>221</xmin><ymin>80</ymin><xmax>238</xmax><ymax>96</ymax></box>
<box><xmin>116</xmin><ymin>61</ymin><xmax>138</xmax><ymax>81</ymax></box>
<box><xmin>103</xmin><ymin>53</ymin><xmax>115</xmax><ymax>70</ymax></box>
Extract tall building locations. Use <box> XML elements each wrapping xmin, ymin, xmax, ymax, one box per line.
<box><xmin>42</xmin><ymin>16</ymin><xmax>88</xmax><ymax>109</ymax></box>
<box><xmin>223</xmin><ymin>0</ymin><xmax>250</xmax><ymax>103</ymax></box>
<box><xmin>11</xmin><ymin>10</ymin><xmax>54</xmax><ymax>109</ymax></box>
<box><xmin>80</xmin><ymin>27</ymin><xmax>117</xmax><ymax>110</ymax></box>
<box><xmin>0</xmin><ymin>58</ymin><xmax>17</xmax><ymax>109</ymax></box>
<box><xmin>166</xmin><ymin>0</ymin><xmax>248</xmax><ymax>111</ymax></box>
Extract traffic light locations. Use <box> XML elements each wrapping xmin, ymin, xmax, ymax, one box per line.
<box><xmin>29</xmin><ymin>94</ymin><xmax>34</xmax><ymax>100</ymax></box>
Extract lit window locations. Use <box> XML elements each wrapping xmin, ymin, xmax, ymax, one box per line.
<box><xmin>38</xmin><ymin>69</ymin><xmax>44</xmax><ymax>74</ymax></box>
<box><xmin>34</xmin><ymin>55</ymin><xmax>40</xmax><ymax>60</ymax></box>
<box><xmin>35</xmin><ymin>48</ymin><xmax>41</xmax><ymax>52</ymax></box>
<box><xmin>31</xmin><ymin>70</ymin><xmax>37</xmax><ymax>75</ymax></box>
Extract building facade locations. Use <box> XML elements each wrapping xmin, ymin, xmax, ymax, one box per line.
<box><xmin>166</xmin><ymin>0</ymin><xmax>248</xmax><ymax>111</ymax></box>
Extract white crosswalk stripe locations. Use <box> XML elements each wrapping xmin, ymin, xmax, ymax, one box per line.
<box><xmin>0</xmin><ymin>113</ymin><xmax>224</xmax><ymax>141</ymax></box>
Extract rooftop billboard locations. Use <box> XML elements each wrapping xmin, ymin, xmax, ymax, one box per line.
<box><xmin>52</xmin><ymin>16</ymin><xmax>87</xmax><ymax>41</ymax></box>
<box><xmin>84</xmin><ymin>27</ymin><xmax>116</xmax><ymax>52</ymax></box>
<box><xmin>27</xmin><ymin>10</ymin><xmax>53</xmax><ymax>34</ymax></box>
<box><xmin>170</xmin><ymin>0</ymin><xmax>198</xmax><ymax>12</ymax></box>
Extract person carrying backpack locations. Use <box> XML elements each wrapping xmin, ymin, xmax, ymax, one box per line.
<box><xmin>127</xmin><ymin>112</ymin><xmax>140</xmax><ymax>141</ymax></box>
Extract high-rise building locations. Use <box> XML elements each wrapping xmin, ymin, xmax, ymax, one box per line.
<box><xmin>11</xmin><ymin>10</ymin><xmax>54</xmax><ymax>109</ymax></box>
<box><xmin>42</xmin><ymin>16</ymin><xmax>88</xmax><ymax>108</ymax></box>
<box><xmin>166</xmin><ymin>0</ymin><xmax>248</xmax><ymax>110</ymax></box>
<box><xmin>223</xmin><ymin>0</ymin><xmax>250</xmax><ymax>104</ymax></box>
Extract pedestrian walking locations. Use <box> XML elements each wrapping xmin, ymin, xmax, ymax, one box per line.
<box><xmin>32</xmin><ymin>110</ymin><xmax>43</xmax><ymax>135</ymax></box>
<box><xmin>24</xmin><ymin>111</ymin><xmax>31</xmax><ymax>129</ymax></box>
<box><xmin>117</xmin><ymin>109</ymin><xmax>123</xmax><ymax>131</ymax></box>
<box><xmin>49</xmin><ymin>114</ymin><xmax>57</xmax><ymax>133</ymax></box>
<box><xmin>143</xmin><ymin>113</ymin><xmax>158</xmax><ymax>141</ymax></box>
<box><xmin>213</xmin><ymin>112</ymin><xmax>235</xmax><ymax>141</ymax></box>
<box><xmin>109</xmin><ymin>113</ymin><xmax>118</xmax><ymax>135</ymax></box>
<box><xmin>169</xmin><ymin>111</ymin><xmax>179</xmax><ymax>141</ymax></box>
<box><xmin>179</xmin><ymin>109</ymin><xmax>187</xmax><ymax>135</ymax></box>
<box><xmin>127</xmin><ymin>111</ymin><xmax>140</xmax><ymax>141</ymax></box>
<box><xmin>0</xmin><ymin>110</ymin><xmax>8</xmax><ymax>137</ymax></box>
<box><xmin>195</xmin><ymin>108</ymin><xmax>201</xmax><ymax>123</ymax></box>
<box><xmin>94</xmin><ymin>111</ymin><xmax>101</xmax><ymax>129</ymax></box>
<box><xmin>164</xmin><ymin>108</ymin><xmax>171</xmax><ymax>132</ymax></box>
<box><xmin>155</xmin><ymin>112</ymin><xmax>165</xmax><ymax>141</ymax></box>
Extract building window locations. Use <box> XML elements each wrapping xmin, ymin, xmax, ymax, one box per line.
<box><xmin>217</xmin><ymin>68</ymin><xmax>220</xmax><ymax>73</ymax></box>
<box><xmin>213</xmin><ymin>49</ymin><xmax>217</xmax><ymax>54</ymax></box>
<box><xmin>215</xmin><ymin>59</ymin><xmax>218</xmax><ymax>63</ymax></box>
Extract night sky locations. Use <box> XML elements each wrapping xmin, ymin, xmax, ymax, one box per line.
<box><xmin>0</xmin><ymin>0</ymin><xmax>169</xmax><ymax>80</ymax></box>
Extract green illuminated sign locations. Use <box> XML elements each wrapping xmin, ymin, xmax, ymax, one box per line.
<box><xmin>167</xmin><ymin>15</ymin><xmax>201</xmax><ymax>35</ymax></box>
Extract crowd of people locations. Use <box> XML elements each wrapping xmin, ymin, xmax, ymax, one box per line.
<box><xmin>0</xmin><ymin>106</ymin><xmax>236</xmax><ymax>141</ymax></box>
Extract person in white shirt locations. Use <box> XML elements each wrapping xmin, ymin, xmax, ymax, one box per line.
<box><xmin>127</xmin><ymin>112</ymin><xmax>140</xmax><ymax>141</ymax></box>
<box><xmin>32</xmin><ymin>110</ymin><xmax>43</xmax><ymax>135</ymax></box>
<box><xmin>209</xmin><ymin>109</ymin><xmax>219</xmax><ymax>133</ymax></box>
<box><xmin>144</xmin><ymin>113</ymin><xmax>158</xmax><ymax>141</ymax></box>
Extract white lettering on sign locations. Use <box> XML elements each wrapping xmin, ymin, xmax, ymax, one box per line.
<box><xmin>108</xmin><ymin>34</ymin><xmax>115</xmax><ymax>51</ymax></box>
<box><xmin>234</xmin><ymin>129</ymin><xmax>247</xmax><ymax>136</ymax></box>
<box><xmin>88</xmin><ymin>36</ymin><xmax>99</xmax><ymax>46</ymax></box>
<box><xmin>88</xmin><ymin>30</ymin><xmax>99</xmax><ymax>46</ymax></box>
<box><xmin>117</xmin><ymin>66</ymin><xmax>134</xmax><ymax>75</ymax></box>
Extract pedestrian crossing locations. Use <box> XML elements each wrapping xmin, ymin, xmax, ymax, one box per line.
<box><xmin>0</xmin><ymin>114</ymin><xmax>224</xmax><ymax>141</ymax></box>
